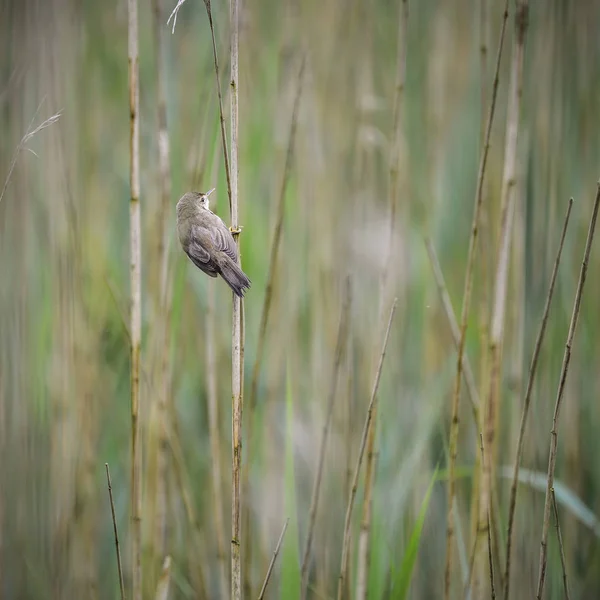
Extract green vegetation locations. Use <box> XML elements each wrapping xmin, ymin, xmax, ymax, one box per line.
<box><xmin>1</xmin><ymin>0</ymin><xmax>599</xmax><ymax>598</ymax></box>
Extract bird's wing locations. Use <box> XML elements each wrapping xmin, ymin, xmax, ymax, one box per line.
<box><xmin>187</xmin><ymin>227</ymin><xmax>212</xmax><ymax>264</ymax></box>
<box><xmin>212</xmin><ymin>224</ymin><xmax>239</xmax><ymax>262</ymax></box>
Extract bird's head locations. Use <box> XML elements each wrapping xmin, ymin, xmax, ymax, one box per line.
<box><xmin>196</xmin><ymin>188</ymin><xmax>215</xmax><ymax>211</ymax></box>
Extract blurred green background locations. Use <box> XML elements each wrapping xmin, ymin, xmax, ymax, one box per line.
<box><xmin>1</xmin><ymin>0</ymin><xmax>600</xmax><ymax>598</ymax></box>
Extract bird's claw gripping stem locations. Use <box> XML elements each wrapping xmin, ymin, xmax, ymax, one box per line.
<box><xmin>229</xmin><ymin>225</ymin><xmax>242</xmax><ymax>235</ymax></box>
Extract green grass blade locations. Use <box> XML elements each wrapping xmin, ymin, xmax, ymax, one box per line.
<box><xmin>391</xmin><ymin>467</ymin><xmax>438</xmax><ymax>600</ymax></box>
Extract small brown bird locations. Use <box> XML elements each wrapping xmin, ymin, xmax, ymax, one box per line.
<box><xmin>176</xmin><ymin>189</ymin><xmax>251</xmax><ymax>298</ymax></box>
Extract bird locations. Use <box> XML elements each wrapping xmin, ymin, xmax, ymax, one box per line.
<box><xmin>176</xmin><ymin>189</ymin><xmax>251</xmax><ymax>298</ymax></box>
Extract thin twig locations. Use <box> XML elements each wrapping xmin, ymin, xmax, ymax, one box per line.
<box><xmin>551</xmin><ymin>488</ymin><xmax>571</xmax><ymax>600</ymax></box>
<box><xmin>258</xmin><ymin>519</ymin><xmax>290</xmax><ymax>600</ymax></box>
<box><xmin>243</xmin><ymin>58</ymin><xmax>305</xmax><ymax>597</ymax></box>
<box><xmin>105</xmin><ymin>464</ymin><xmax>125</xmax><ymax>600</ymax></box>
<box><xmin>536</xmin><ymin>182</ymin><xmax>600</xmax><ymax>598</ymax></box>
<box><xmin>503</xmin><ymin>198</ymin><xmax>573</xmax><ymax>594</ymax></box>
<box><xmin>301</xmin><ymin>277</ymin><xmax>352</xmax><ymax>599</ymax></box>
<box><xmin>337</xmin><ymin>300</ymin><xmax>398</xmax><ymax>600</ymax></box>
<box><xmin>443</xmin><ymin>2</ymin><xmax>509</xmax><ymax>596</ymax></box>
<box><xmin>203</xmin><ymin>0</ymin><xmax>233</xmax><ymax>213</ymax></box>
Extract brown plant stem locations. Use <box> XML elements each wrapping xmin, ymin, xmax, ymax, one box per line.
<box><xmin>552</xmin><ymin>489</ymin><xmax>571</xmax><ymax>600</ymax></box>
<box><xmin>105</xmin><ymin>464</ymin><xmax>125</xmax><ymax>600</ymax></box>
<box><xmin>127</xmin><ymin>0</ymin><xmax>142</xmax><ymax>596</ymax></box>
<box><xmin>337</xmin><ymin>300</ymin><xmax>397</xmax><ymax>600</ymax></box>
<box><xmin>229</xmin><ymin>0</ymin><xmax>243</xmax><ymax>596</ymax></box>
<box><xmin>502</xmin><ymin>198</ymin><xmax>572</xmax><ymax>597</ymax></box>
<box><xmin>536</xmin><ymin>182</ymin><xmax>600</xmax><ymax>598</ymax></box>
<box><xmin>443</xmin><ymin>1</ymin><xmax>509</xmax><ymax>596</ymax></box>
<box><xmin>243</xmin><ymin>58</ymin><xmax>305</xmax><ymax>598</ymax></box>
<box><xmin>203</xmin><ymin>0</ymin><xmax>233</xmax><ymax>212</ymax></box>
<box><xmin>357</xmin><ymin>4</ymin><xmax>408</xmax><ymax>597</ymax></box>
<box><xmin>258</xmin><ymin>519</ymin><xmax>289</xmax><ymax>600</ymax></box>
<box><xmin>301</xmin><ymin>277</ymin><xmax>352</xmax><ymax>599</ymax></box>
<box><xmin>425</xmin><ymin>238</ymin><xmax>480</xmax><ymax>428</ymax></box>
<box><xmin>475</xmin><ymin>1</ymin><xmax>529</xmax><ymax>588</ymax></box>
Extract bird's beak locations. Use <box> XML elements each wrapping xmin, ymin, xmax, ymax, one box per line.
<box><xmin>207</xmin><ymin>188</ymin><xmax>216</xmax><ymax>197</ymax></box>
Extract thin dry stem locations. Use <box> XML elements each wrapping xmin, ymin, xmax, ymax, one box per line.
<box><xmin>206</xmin><ymin>282</ymin><xmax>228</xmax><ymax>596</ymax></box>
<box><xmin>154</xmin><ymin>556</ymin><xmax>172</xmax><ymax>600</ymax></box>
<box><xmin>425</xmin><ymin>238</ymin><xmax>480</xmax><ymax>428</ymax></box>
<box><xmin>149</xmin><ymin>0</ymin><xmax>174</xmax><ymax>571</ymax></box>
<box><xmin>536</xmin><ymin>182</ymin><xmax>600</xmax><ymax>598</ymax></box>
<box><xmin>443</xmin><ymin>2</ymin><xmax>509</xmax><ymax>596</ymax></box>
<box><xmin>552</xmin><ymin>489</ymin><xmax>571</xmax><ymax>600</ymax></box>
<box><xmin>357</xmin><ymin>5</ymin><xmax>409</xmax><ymax>597</ymax></box>
<box><xmin>204</xmin><ymin>0</ymin><xmax>233</xmax><ymax>213</ymax></box>
<box><xmin>301</xmin><ymin>277</ymin><xmax>352</xmax><ymax>599</ymax></box>
<box><xmin>128</xmin><ymin>0</ymin><xmax>142</xmax><ymax>596</ymax></box>
<box><xmin>337</xmin><ymin>300</ymin><xmax>397</xmax><ymax>600</ymax></box>
<box><xmin>503</xmin><ymin>198</ymin><xmax>572</xmax><ymax>596</ymax></box>
<box><xmin>258</xmin><ymin>519</ymin><xmax>289</xmax><ymax>600</ymax></box>
<box><xmin>475</xmin><ymin>2</ymin><xmax>529</xmax><ymax>588</ymax></box>
<box><xmin>243</xmin><ymin>58</ymin><xmax>305</xmax><ymax>598</ymax></box>
<box><xmin>105</xmin><ymin>464</ymin><xmax>125</xmax><ymax>600</ymax></box>
<box><xmin>229</xmin><ymin>0</ymin><xmax>242</xmax><ymax>596</ymax></box>
<box><xmin>167</xmin><ymin>411</ymin><xmax>208</xmax><ymax>598</ymax></box>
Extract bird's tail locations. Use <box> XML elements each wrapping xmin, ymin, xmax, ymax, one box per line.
<box><xmin>219</xmin><ymin>257</ymin><xmax>251</xmax><ymax>298</ymax></box>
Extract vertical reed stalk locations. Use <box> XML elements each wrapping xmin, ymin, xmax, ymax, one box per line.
<box><xmin>128</xmin><ymin>0</ymin><xmax>142</xmax><ymax>596</ymax></box>
<box><xmin>443</xmin><ymin>2</ymin><xmax>509</xmax><ymax>596</ymax></box>
<box><xmin>337</xmin><ymin>300</ymin><xmax>397</xmax><ymax>600</ymax></box>
<box><xmin>536</xmin><ymin>182</ymin><xmax>600</xmax><ymax>598</ymax></box>
<box><xmin>229</xmin><ymin>0</ymin><xmax>243</xmax><ymax>597</ymax></box>
<box><xmin>356</xmin><ymin>5</ymin><xmax>408</xmax><ymax>598</ymax></box>
<box><xmin>150</xmin><ymin>0</ymin><xmax>173</xmax><ymax>571</ymax></box>
<box><xmin>502</xmin><ymin>199</ymin><xmax>572</xmax><ymax>598</ymax></box>
<box><xmin>243</xmin><ymin>58</ymin><xmax>304</xmax><ymax>598</ymax></box>
<box><xmin>301</xmin><ymin>277</ymin><xmax>351</xmax><ymax>600</ymax></box>
<box><xmin>474</xmin><ymin>2</ymin><xmax>528</xmax><ymax>594</ymax></box>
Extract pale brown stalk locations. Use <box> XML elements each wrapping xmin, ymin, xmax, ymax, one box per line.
<box><xmin>206</xmin><ymin>221</ymin><xmax>228</xmax><ymax>594</ymax></box>
<box><xmin>502</xmin><ymin>198</ymin><xmax>572</xmax><ymax>598</ymax></box>
<box><xmin>536</xmin><ymin>182</ymin><xmax>600</xmax><ymax>598</ymax></box>
<box><xmin>552</xmin><ymin>489</ymin><xmax>571</xmax><ymax>600</ymax></box>
<box><xmin>203</xmin><ymin>0</ymin><xmax>233</xmax><ymax>212</ymax></box>
<box><xmin>425</xmin><ymin>238</ymin><xmax>480</xmax><ymax>428</ymax></box>
<box><xmin>258</xmin><ymin>519</ymin><xmax>290</xmax><ymax>600</ymax></box>
<box><xmin>337</xmin><ymin>300</ymin><xmax>397</xmax><ymax>600</ymax></box>
<box><xmin>357</xmin><ymin>5</ymin><xmax>408</xmax><ymax>598</ymax></box>
<box><xmin>301</xmin><ymin>277</ymin><xmax>352</xmax><ymax>599</ymax></box>
<box><xmin>474</xmin><ymin>2</ymin><xmax>528</xmax><ymax>594</ymax></box>
<box><xmin>443</xmin><ymin>2</ymin><xmax>509</xmax><ymax>596</ymax></box>
<box><xmin>147</xmin><ymin>0</ymin><xmax>174</xmax><ymax>573</ymax></box>
<box><xmin>168</xmin><ymin>411</ymin><xmax>208</xmax><ymax>598</ymax></box>
<box><xmin>243</xmin><ymin>58</ymin><xmax>305</xmax><ymax>598</ymax></box>
<box><xmin>105</xmin><ymin>464</ymin><xmax>125</xmax><ymax>600</ymax></box>
<box><xmin>154</xmin><ymin>556</ymin><xmax>172</xmax><ymax>600</ymax></box>
<box><xmin>127</xmin><ymin>0</ymin><xmax>142</xmax><ymax>596</ymax></box>
<box><xmin>229</xmin><ymin>0</ymin><xmax>243</xmax><ymax>596</ymax></box>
